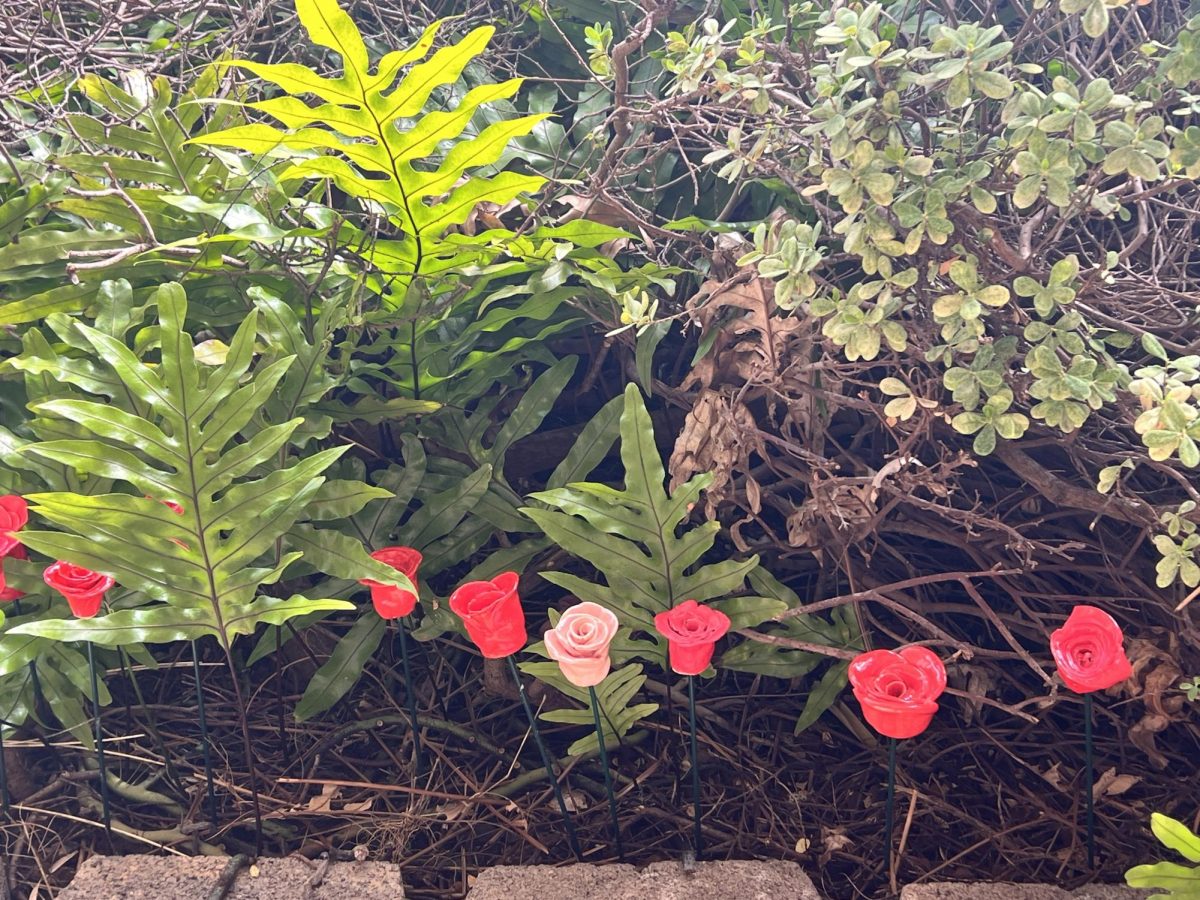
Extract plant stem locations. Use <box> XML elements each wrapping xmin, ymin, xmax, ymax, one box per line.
<box><xmin>219</xmin><ymin>638</ymin><xmax>262</xmax><ymax>856</ymax></box>
<box><xmin>885</xmin><ymin>737</ymin><xmax>896</xmax><ymax>880</ymax></box>
<box><xmin>687</xmin><ymin>675</ymin><xmax>703</xmax><ymax>861</ymax></box>
<box><xmin>0</xmin><ymin>714</ymin><xmax>9</xmax><ymax>817</ymax></box>
<box><xmin>119</xmin><ymin>648</ymin><xmax>182</xmax><ymax>794</ymax></box>
<box><xmin>589</xmin><ymin>685</ymin><xmax>624</xmax><ymax>861</ymax></box>
<box><xmin>274</xmin><ymin>626</ymin><xmax>285</xmax><ymax>752</ymax></box>
<box><xmin>192</xmin><ymin>641</ymin><xmax>218</xmax><ymax>828</ymax></box>
<box><xmin>409</xmin><ymin>321</ymin><xmax>421</xmax><ymax>400</ymax></box>
<box><xmin>0</xmin><ymin>608</ymin><xmax>21</xmax><ymax>821</ymax></box>
<box><xmin>1084</xmin><ymin>693</ymin><xmax>1095</xmax><ymax>869</ymax></box>
<box><xmin>506</xmin><ymin>655</ymin><xmax>581</xmax><ymax>861</ymax></box>
<box><xmin>397</xmin><ymin>622</ymin><xmax>423</xmax><ymax>777</ymax></box>
<box><xmin>87</xmin><ymin>641</ymin><xmax>112</xmax><ymax>840</ymax></box>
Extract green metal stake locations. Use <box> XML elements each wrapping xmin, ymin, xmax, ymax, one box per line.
<box><xmin>0</xmin><ymin>714</ymin><xmax>10</xmax><ymax>817</ymax></box>
<box><xmin>589</xmin><ymin>685</ymin><xmax>624</xmax><ymax>861</ymax></box>
<box><xmin>87</xmin><ymin>641</ymin><xmax>112</xmax><ymax>839</ymax></box>
<box><xmin>397</xmin><ymin>623</ymin><xmax>424</xmax><ymax>777</ymax></box>
<box><xmin>192</xmin><ymin>640</ymin><xmax>218</xmax><ymax>827</ymax></box>
<box><xmin>1084</xmin><ymin>694</ymin><xmax>1095</xmax><ymax>869</ymax></box>
<box><xmin>506</xmin><ymin>655</ymin><xmax>582</xmax><ymax>861</ymax></box>
<box><xmin>885</xmin><ymin>737</ymin><xmax>897</xmax><ymax>876</ymax></box>
<box><xmin>0</xmin><ymin>600</ymin><xmax>19</xmax><ymax>817</ymax></box>
<box><xmin>687</xmin><ymin>675</ymin><xmax>703</xmax><ymax>860</ymax></box>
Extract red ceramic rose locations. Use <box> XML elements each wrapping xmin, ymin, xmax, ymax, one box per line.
<box><xmin>43</xmin><ymin>561</ymin><xmax>115</xmax><ymax>619</ymax></box>
<box><xmin>0</xmin><ymin>545</ymin><xmax>28</xmax><ymax>603</ymax></box>
<box><xmin>448</xmin><ymin>571</ymin><xmax>526</xmax><ymax>658</ymax></box>
<box><xmin>653</xmin><ymin>599</ymin><xmax>731</xmax><ymax>676</ymax></box>
<box><xmin>0</xmin><ymin>495</ymin><xmax>28</xmax><ymax>557</ymax></box>
<box><xmin>849</xmin><ymin>646</ymin><xmax>946</xmax><ymax>739</ymax></box>
<box><xmin>1050</xmin><ymin>605</ymin><xmax>1132</xmax><ymax>694</ymax></box>
<box><xmin>361</xmin><ymin>546</ymin><xmax>422</xmax><ymax>619</ymax></box>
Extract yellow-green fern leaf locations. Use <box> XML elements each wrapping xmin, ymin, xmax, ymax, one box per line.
<box><xmin>190</xmin><ymin>0</ymin><xmax>548</xmax><ymax>307</ymax></box>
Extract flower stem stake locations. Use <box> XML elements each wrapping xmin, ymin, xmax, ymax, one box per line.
<box><xmin>451</xmin><ymin>572</ymin><xmax>582</xmax><ymax>861</ymax></box>
<box><xmin>396</xmin><ymin>622</ymin><xmax>422</xmax><ymax>776</ymax></box>
<box><xmin>544</xmin><ymin>601</ymin><xmax>623</xmax><ymax>860</ymax></box>
<box><xmin>653</xmin><ymin>599</ymin><xmax>732</xmax><ymax>862</ymax></box>
<box><xmin>0</xmin><ymin>714</ymin><xmax>9</xmax><ymax>818</ymax></box>
<box><xmin>1084</xmin><ymin>692</ymin><xmax>1094</xmax><ymax>867</ymax></box>
<box><xmin>588</xmin><ymin>686</ymin><xmax>624</xmax><ymax>861</ymax></box>
<box><xmin>884</xmin><ymin>736</ymin><xmax>896</xmax><ymax>865</ymax></box>
<box><xmin>44</xmin><ymin>561</ymin><xmax>115</xmax><ymax>840</ymax></box>
<box><xmin>848</xmin><ymin>646</ymin><xmax>946</xmax><ymax>885</ymax></box>
<box><xmin>0</xmin><ymin>495</ymin><xmax>28</xmax><ymax>820</ymax></box>
<box><xmin>150</xmin><ymin>498</ymin><xmax>218</xmax><ymax>824</ymax></box>
<box><xmin>1050</xmin><ymin>605</ymin><xmax>1132</xmax><ymax>870</ymax></box>
<box><xmin>85</xmin><ymin>640</ymin><xmax>112</xmax><ymax>838</ymax></box>
<box><xmin>191</xmin><ymin>641</ymin><xmax>218</xmax><ymax>827</ymax></box>
<box><xmin>361</xmin><ymin>547</ymin><xmax>424</xmax><ymax>775</ymax></box>
<box><xmin>686</xmin><ymin>674</ymin><xmax>702</xmax><ymax>857</ymax></box>
<box><xmin>507</xmin><ymin>654</ymin><xmax>583</xmax><ymax>860</ymax></box>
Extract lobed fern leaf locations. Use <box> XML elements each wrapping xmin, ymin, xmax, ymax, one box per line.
<box><xmin>522</xmin><ymin>383</ymin><xmax>782</xmax><ymax>668</ymax></box>
<box><xmin>192</xmin><ymin>0</ymin><xmax>548</xmax><ymax>305</ymax></box>
<box><xmin>521</xmin><ymin>659</ymin><xmax>659</xmax><ymax>757</ymax></box>
<box><xmin>7</xmin><ymin>283</ymin><xmax>408</xmax><ymax>649</ymax></box>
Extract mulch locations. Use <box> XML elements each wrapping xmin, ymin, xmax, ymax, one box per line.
<box><xmin>1</xmin><ymin>617</ymin><xmax>1192</xmax><ymax>900</ymax></box>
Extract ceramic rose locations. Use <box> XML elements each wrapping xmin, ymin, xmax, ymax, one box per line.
<box><xmin>43</xmin><ymin>561</ymin><xmax>115</xmax><ymax>619</ymax></box>
<box><xmin>0</xmin><ymin>545</ymin><xmax>27</xmax><ymax>603</ymax></box>
<box><xmin>849</xmin><ymin>646</ymin><xmax>946</xmax><ymax>739</ymax></box>
<box><xmin>544</xmin><ymin>601</ymin><xmax>620</xmax><ymax>687</ymax></box>
<box><xmin>0</xmin><ymin>495</ymin><xmax>28</xmax><ymax>557</ymax></box>
<box><xmin>361</xmin><ymin>546</ymin><xmax>422</xmax><ymax>619</ymax></box>
<box><xmin>1050</xmin><ymin>605</ymin><xmax>1132</xmax><ymax>694</ymax></box>
<box><xmin>653</xmin><ymin>599</ymin><xmax>731</xmax><ymax>676</ymax></box>
<box><xmin>449</xmin><ymin>571</ymin><xmax>527</xmax><ymax>658</ymax></box>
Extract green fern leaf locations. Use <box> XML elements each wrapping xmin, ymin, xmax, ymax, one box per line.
<box><xmin>5</xmin><ymin>283</ymin><xmax>409</xmax><ymax>650</ymax></box>
<box><xmin>192</xmin><ymin>0</ymin><xmax>548</xmax><ymax>305</ymax></box>
<box><xmin>520</xmin><ymin>660</ymin><xmax>659</xmax><ymax>757</ymax></box>
<box><xmin>1126</xmin><ymin>814</ymin><xmax>1200</xmax><ymax>899</ymax></box>
<box><xmin>0</xmin><ymin>66</ymin><xmax>311</xmax><ymax>327</ymax></box>
<box><xmin>287</xmin><ymin>438</ymin><xmax>492</xmax><ymax>720</ymax></box>
<box><xmin>522</xmin><ymin>383</ymin><xmax>768</xmax><ymax>668</ymax></box>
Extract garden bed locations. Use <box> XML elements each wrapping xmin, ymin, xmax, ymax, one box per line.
<box><xmin>0</xmin><ymin>635</ymin><xmax>1181</xmax><ymax>899</ymax></box>
<box><xmin>1</xmin><ymin>0</ymin><xmax>1199</xmax><ymax>898</ymax></box>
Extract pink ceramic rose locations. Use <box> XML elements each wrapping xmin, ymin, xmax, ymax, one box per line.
<box><xmin>544</xmin><ymin>601</ymin><xmax>620</xmax><ymax>688</ymax></box>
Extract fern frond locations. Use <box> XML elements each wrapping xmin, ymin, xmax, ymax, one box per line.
<box><xmin>6</xmin><ymin>283</ymin><xmax>408</xmax><ymax>647</ymax></box>
<box><xmin>193</xmin><ymin>0</ymin><xmax>548</xmax><ymax>305</ymax></box>
<box><xmin>523</xmin><ymin>384</ymin><xmax>781</xmax><ymax>669</ymax></box>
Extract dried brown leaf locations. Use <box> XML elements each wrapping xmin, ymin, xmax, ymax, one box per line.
<box><xmin>1129</xmin><ymin>712</ymin><xmax>1172</xmax><ymax>770</ymax></box>
<box><xmin>1091</xmin><ymin>766</ymin><xmax>1141</xmax><ymax>801</ymax></box>
<box><xmin>1042</xmin><ymin>761</ymin><xmax>1065</xmax><ymax>791</ymax></box>
<box><xmin>668</xmin><ymin>389</ymin><xmax>761</xmax><ymax>516</ymax></box>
